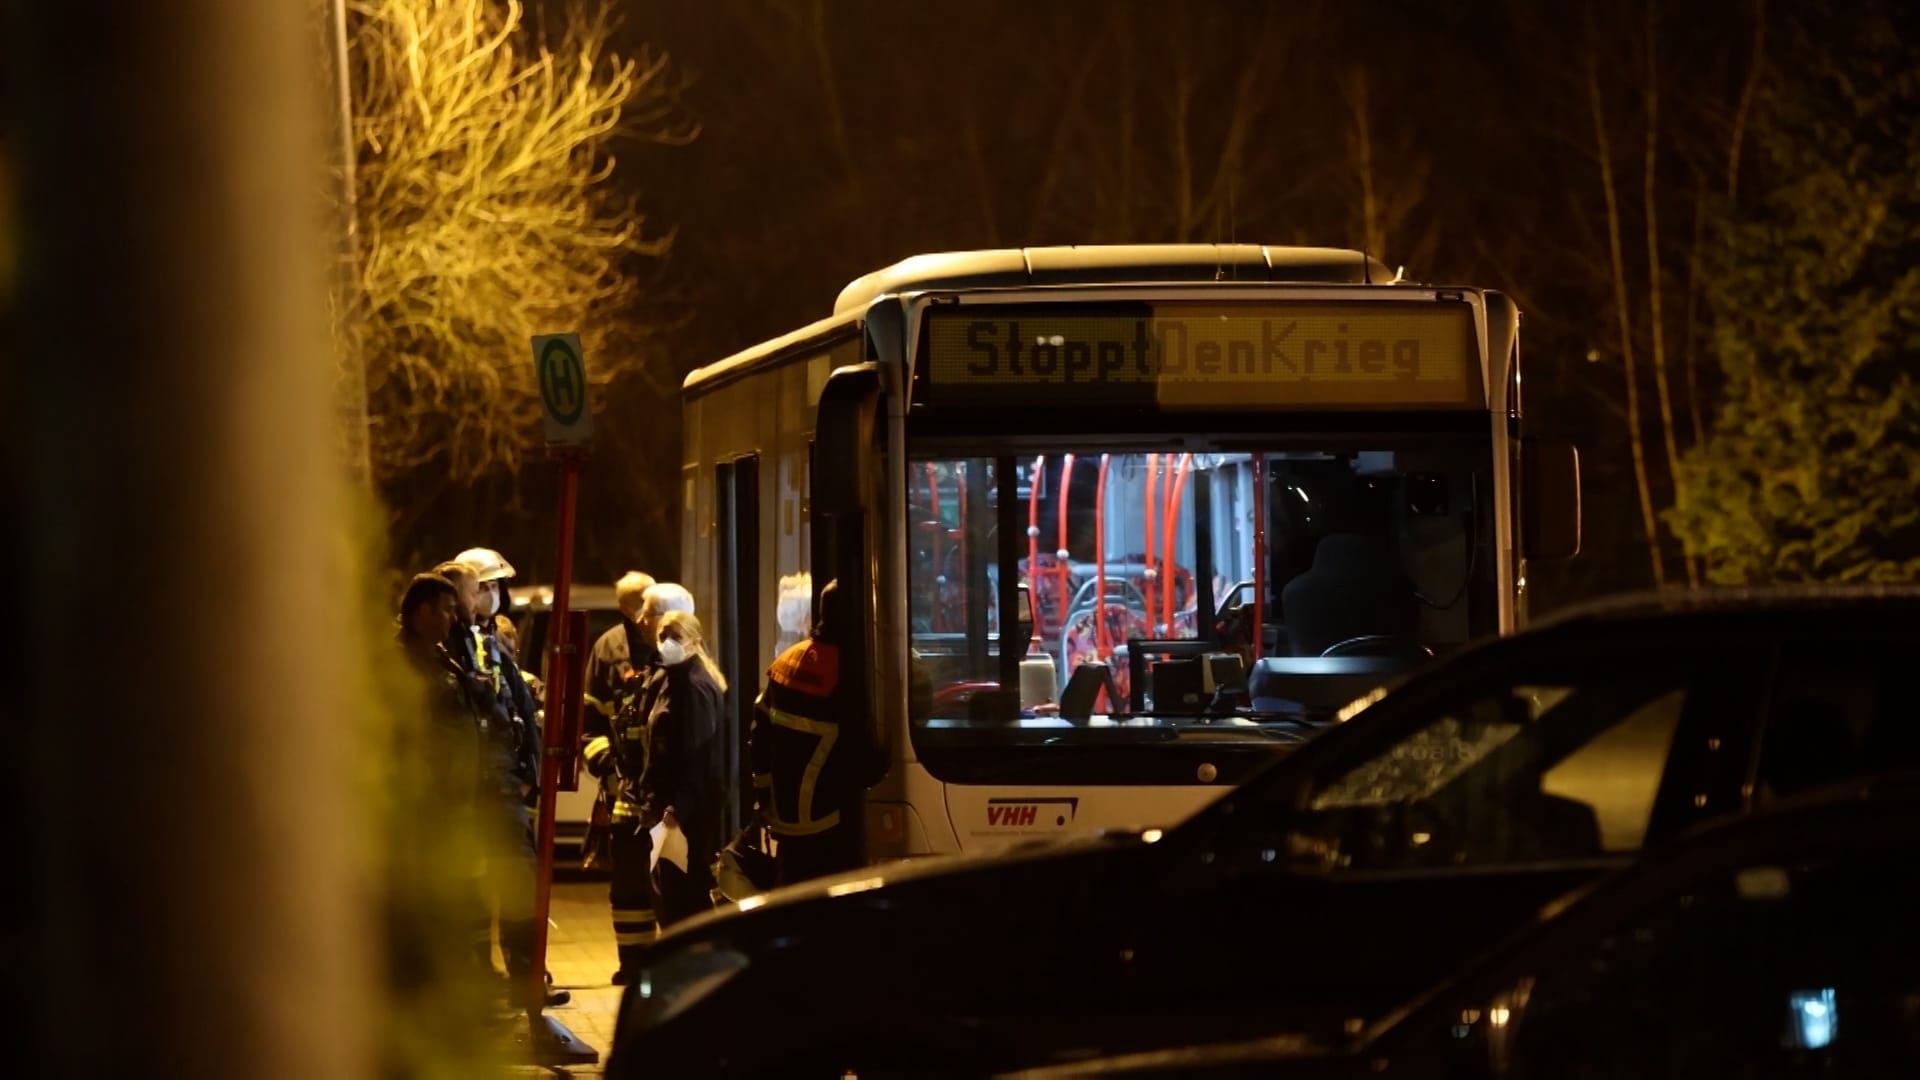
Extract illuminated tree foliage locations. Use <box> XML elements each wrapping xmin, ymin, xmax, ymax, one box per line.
<box><xmin>348</xmin><ymin>0</ymin><xmax>692</xmax><ymax>485</ymax></box>
<box><xmin>1670</xmin><ymin>0</ymin><xmax>1920</xmax><ymax>582</ymax></box>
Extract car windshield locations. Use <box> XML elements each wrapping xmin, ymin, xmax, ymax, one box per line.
<box><xmin>907</xmin><ymin>443</ymin><xmax>1497</xmax><ymax>749</ymax></box>
<box><xmin>1282</xmin><ymin>666</ymin><xmax>1711</xmax><ymax>870</ymax></box>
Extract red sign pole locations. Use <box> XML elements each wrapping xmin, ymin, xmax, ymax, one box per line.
<box><xmin>525</xmin><ymin>448</ymin><xmax>596</xmax><ymax>1063</ymax></box>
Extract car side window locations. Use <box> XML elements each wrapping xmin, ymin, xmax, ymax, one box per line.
<box><xmin>1289</xmin><ymin>660</ymin><xmax>1718</xmax><ymax>871</ymax></box>
<box><xmin>1758</xmin><ymin>634</ymin><xmax>1920</xmax><ymax>802</ymax></box>
<box><xmin>1509</xmin><ymin>854</ymin><xmax>1920</xmax><ymax>1078</ymax></box>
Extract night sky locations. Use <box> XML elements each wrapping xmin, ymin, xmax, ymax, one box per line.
<box><xmin>402</xmin><ymin>0</ymin><xmax>1914</xmax><ymax>602</ymax></box>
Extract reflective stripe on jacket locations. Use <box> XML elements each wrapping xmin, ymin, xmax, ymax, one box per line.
<box><xmin>748</xmin><ymin>637</ymin><xmax>879</xmax><ymax>837</ymax></box>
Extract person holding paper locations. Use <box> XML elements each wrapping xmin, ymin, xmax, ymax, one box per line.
<box><xmin>636</xmin><ymin>609</ymin><xmax>727</xmax><ymax>926</ymax></box>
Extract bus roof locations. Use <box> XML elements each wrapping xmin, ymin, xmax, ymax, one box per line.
<box><xmin>831</xmin><ymin>244</ymin><xmax>1396</xmax><ymax>316</ymax></box>
<box><xmin>685</xmin><ymin>245</ymin><xmax>1402</xmax><ymax>396</ymax></box>
<box><xmin>683</xmin><ymin>309</ymin><xmax>862</xmax><ymax>396</ymax></box>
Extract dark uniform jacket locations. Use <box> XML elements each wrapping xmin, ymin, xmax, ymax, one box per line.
<box><xmin>584</xmin><ymin>633</ymin><xmax>662</xmax><ymax>824</ymax></box>
<box><xmin>584</xmin><ymin>621</ymin><xmax>652</xmax><ymax>737</ymax></box>
<box><xmin>749</xmin><ymin>636</ymin><xmax>883</xmax><ymax>838</ymax></box>
<box><xmin>400</xmin><ymin>633</ymin><xmax>487</xmax><ymax>807</ymax></box>
<box><xmin>491</xmin><ymin>638</ymin><xmax>542</xmax><ymax>797</ymax></box>
<box><xmin>635</xmin><ymin>659</ymin><xmax>727</xmax><ymax>852</ymax></box>
<box><xmin>446</xmin><ymin>621</ymin><xmax>539</xmax><ymax>800</ymax></box>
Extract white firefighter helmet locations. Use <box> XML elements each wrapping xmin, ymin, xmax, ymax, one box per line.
<box><xmin>457</xmin><ymin>546</ymin><xmax>517</xmax><ymax>582</ymax></box>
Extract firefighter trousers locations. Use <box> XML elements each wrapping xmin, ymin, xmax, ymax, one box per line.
<box><xmin>480</xmin><ymin>797</ymin><xmax>538</xmax><ymax>986</ymax></box>
<box><xmin>607</xmin><ymin>815</ymin><xmax>659</xmax><ymax>975</ymax></box>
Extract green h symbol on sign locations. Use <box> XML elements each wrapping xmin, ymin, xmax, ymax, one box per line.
<box><xmin>533</xmin><ymin>333</ymin><xmax>593</xmax><ymax>445</ymax></box>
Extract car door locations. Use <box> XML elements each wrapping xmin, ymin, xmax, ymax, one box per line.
<box><xmin>1123</xmin><ymin>628</ymin><xmax>1772</xmax><ymax>1043</ymax></box>
<box><xmin>1493</xmin><ymin>823</ymin><xmax>1920</xmax><ymax>1078</ymax></box>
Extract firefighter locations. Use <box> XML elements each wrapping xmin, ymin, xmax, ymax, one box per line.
<box><xmin>392</xmin><ymin>573</ymin><xmax>493</xmax><ymax>1002</ymax></box>
<box><xmin>749</xmin><ymin>579</ymin><xmax>885</xmax><ymax>886</ymax></box>
<box><xmin>585</xmin><ymin>571</ymin><xmax>657</xmax><ymax>726</ymax></box>
<box><xmin>447</xmin><ymin>547</ymin><xmax>565</xmax><ymax>1011</ymax></box>
<box><xmin>579</xmin><ymin>572</ymin><xmax>654</xmax><ymax>872</ymax></box>
<box><xmin>581</xmin><ymin>581</ymin><xmax>693</xmax><ymax>982</ymax></box>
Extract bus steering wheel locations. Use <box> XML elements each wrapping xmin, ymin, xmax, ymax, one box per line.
<box><xmin>1320</xmin><ymin>635</ymin><xmax>1434</xmax><ymax>659</ymax></box>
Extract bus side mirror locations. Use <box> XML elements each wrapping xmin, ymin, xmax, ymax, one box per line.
<box><xmin>1522</xmin><ymin>438</ymin><xmax>1581</xmax><ymax>560</ymax></box>
<box><xmin>815</xmin><ymin>363</ymin><xmax>882</xmax><ymax>517</ymax></box>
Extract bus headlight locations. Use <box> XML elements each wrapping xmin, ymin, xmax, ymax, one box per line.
<box><xmin>631</xmin><ymin>944</ymin><xmax>751</xmax><ymax>1026</ymax></box>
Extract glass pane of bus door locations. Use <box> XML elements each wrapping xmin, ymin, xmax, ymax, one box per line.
<box><xmin>715</xmin><ymin>455</ymin><xmax>758</xmax><ymax>837</ymax></box>
<box><xmin>908</xmin><ymin>458</ymin><xmax>1007</xmax><ymax>722</ymax></box>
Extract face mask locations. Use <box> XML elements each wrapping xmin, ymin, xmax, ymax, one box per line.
<box><xmin>658</xmin><ymin>639</ymin><xmax>689</xmax><ymax>666</ymax></box>
<box><xmin>484</xmin><ymin>584</ymin><xmax>502</xmax><ymax>617</ymax></box>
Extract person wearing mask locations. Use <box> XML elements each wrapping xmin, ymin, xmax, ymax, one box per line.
<box><xmin>637</xmin><ymin>610</ymin><xmax>727</xmax><ymax>925</ymax></box>
<box><xmin>749</xmin><ymin>580</ymin><xmax>885</xmax><ymax>886</ymax></box>
<box><xmin>440</xmin><ymin>550</ymin><xmax>564</xmax><ymax>1011</ymax></box>
<box><xmin>429</xmin><ymin>559</ymin><xmax>513</xmax><ymax>977</ymax></box>
<box><xmin>493</xmin><ymin>614</ymin><xmax>539</xmax><ymax>698</ymax></box>
<box><xmin>581</xmin><ymin>581</ymin><xmax>693</xmax><ymax>982</ymax></box>
<box><xmin>454</xmin><ymin>546</ymin><xmax>543</xmax><ymax>801</ymax></box>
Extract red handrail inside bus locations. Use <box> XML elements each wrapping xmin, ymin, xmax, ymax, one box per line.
<box><xmin>1056</xmin><ymin>453</ymin><xmax>1075</xmax><ymax>642</ymax></box>
<box><xmin>1251</xmin><ymin>453</ymin><xmax>1266</xmax><ymax>661</ymax></box>
<box><xmin>955</xmin><ymin>461</ymin><xmax>967</xmax><ymax>592</ymax></box>
<box><xmin>1143</xmin><ymin>453</ymin><xmax>1160</xmax><ymax>629</ymax></box>
<box><xmin>1094</xmin><ymin>454</ymin><xmax>1111</xmax><ymax>657</ymax></box>
<box><xmin>924</xmin><ymin>461</ymin><xmax>943</xmax><ymax>589</ymax></box>
<box><xmin>1027</xmin><ymin>455</ymin><xmax>1045</xmax><ymax>642</ymax></box>
<box><xmin>1162</xmin><ymin>452</ymin><xmax>1192</xmax><ymax>633</ymax></box>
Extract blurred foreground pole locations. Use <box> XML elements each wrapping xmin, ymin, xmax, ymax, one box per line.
<box><xmin>15</xmin><ymin>1</ymin><xmax>370</xmax><ymax>1076</ymax></box>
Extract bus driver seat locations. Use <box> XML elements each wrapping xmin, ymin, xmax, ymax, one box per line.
<box><xmin>1280</xmin><ymin>533</ymin><xmax>1420</xmax><ymax>657</ymax></box>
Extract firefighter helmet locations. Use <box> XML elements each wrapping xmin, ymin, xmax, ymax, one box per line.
<box><xmin>456</xmin><ymin>546</ymin><xmax>516</xmax><ymax>582</ymax></box>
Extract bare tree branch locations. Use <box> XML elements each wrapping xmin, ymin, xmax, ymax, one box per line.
<box><xmin>1681</xmin><ymin>173</ymin><xmax>1709</xmax><ymax>447</ymax></box>
<box><xmin>1586</xmin><ymin>2</ymin><xmax>1668</xmax><ymax>589</ymax></box>
<box><xmin>347</xmin><ymin>0</ymin><xmax>693</xmax><ymax>485</ymax></box>
<box><xmin>1023</xmin><ymin>38</ymin><xmax>1104</xmax><ymax>239</ymax></box>
<box><xmin>1641</xmin><ymin>0</ymin><xmax>1698</xmax><ymax>586</ymax></box>
<box><xmin>1726</xmin><ymin>0</ymin><xmax>1768</xmax><ymax>198</ymax></box>
<box><xmin>804</xmin><ymin>0</ymin><xmax>858</xmax><ymax>196</ymax></box>
<box><xmin>1169</xmin><ymin>39</ymin><xmax>1197</xmax><ymax>240</ymax></box>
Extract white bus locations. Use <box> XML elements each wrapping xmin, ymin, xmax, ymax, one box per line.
<box><xmin>680</xmin><ymin>245</ymin><xmax>1580</xmax><ymax>858</ymax></box>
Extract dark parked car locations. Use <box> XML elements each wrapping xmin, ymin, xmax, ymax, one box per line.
<box><xmin>1006</xmin><ymin>779</ymin><xmax>1920</xmax><ymax>1078</ymax></box>
<box><xmin>606</xmin><ymin>587</ymin><xmax>1920</xmax><ymax>1077</ymax></box>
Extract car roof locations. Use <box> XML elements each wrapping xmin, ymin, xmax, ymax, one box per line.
<box><xmin>1355</xmin><ymin>582</ymin><xmax>1920</xmax><ymax>723</ymax></box>
<box><xmin>1359</xmin><ymin>779</ymin><xmax>1920</xmax><ymax>1038</ymax></box>
<box><xmin>506</xmin><ymin>584</ymin><xmax>621</xmax><ymax>612</ymax></box>
<box><xmin>1185</xmin><ymin>584</ymin><xmax>1920</xmax><ymax>828</ymax></box>
<box><xmin>1013</xmin><ymin>784</ymin><xmax>1920</xmax><ymax>1076</ymax></box>
<box><xmin>1529</xmin><ymin>584</ymin><xmax>1920</xmax><ymax>636</ymax></box>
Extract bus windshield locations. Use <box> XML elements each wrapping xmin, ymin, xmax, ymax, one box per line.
<box><xmin>907</xmin><ymin>442</ymin><xmax>1496</xmax><ymax>746</ymax></box>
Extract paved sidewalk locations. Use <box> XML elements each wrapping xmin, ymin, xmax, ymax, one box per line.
<box><xmin>505</xmin><ymin>879</ymin><xmax>623</xmax><ymax>1077</ymax></box>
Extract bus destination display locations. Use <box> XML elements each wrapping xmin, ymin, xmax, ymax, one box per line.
<box><xmin>919</xmin><ymin>301</ymin><xmax>1482</xmax><ymax>410</ymax></box>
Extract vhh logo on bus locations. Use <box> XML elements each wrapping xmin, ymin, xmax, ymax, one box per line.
<box><xmin>986</xmin><ymin>797</ymin><xmax>1079</xmax><ymax>829</ymax></box>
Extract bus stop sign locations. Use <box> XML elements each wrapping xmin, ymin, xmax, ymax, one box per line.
<box><xmin>533</xmin><ymin>332</ymin><xmax>594</xmax><ymax>446</ymax></box>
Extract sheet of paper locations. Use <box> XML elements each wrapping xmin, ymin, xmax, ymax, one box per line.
<box><xmin>649</xmin><ymin>819</ymin><xmax>689</xmax><ymax>873</ymax></box>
